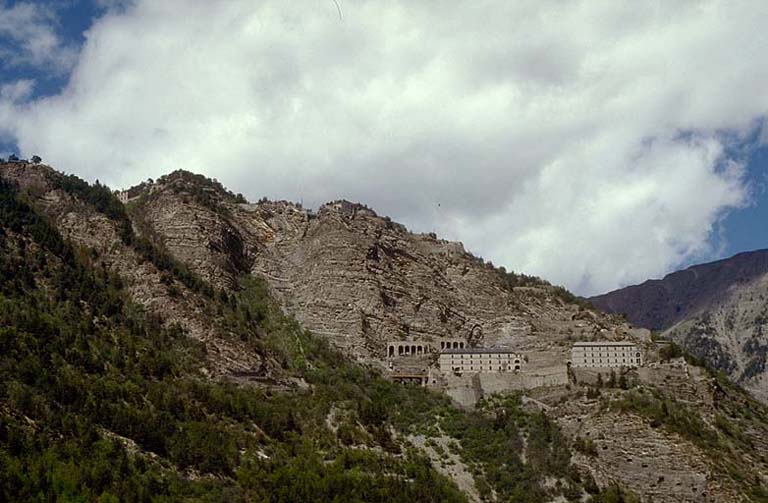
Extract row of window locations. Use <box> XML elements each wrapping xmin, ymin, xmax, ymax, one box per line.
<box><xmin>580</xmin><ymin>358</ymin><xmax>637</xmax><ymax>364</ymax></box>
<box><xmin>574</xmin><ymin>359</ymin><xmax>641</xmax><ymax>365</ymax></box>
<box><xmin>446</xmin><ymin>355</ymin><xmax>520</xmax><ymax>359</ymax></box>
<box><xmin>572</xmin><ymin>352</ymin><xmax>639</xmax><ymax>357</ymax></box>
<box><xmin>448</xmin><ymin>365</ymin><xmax>521</xmax><ymax>372</ymax></box>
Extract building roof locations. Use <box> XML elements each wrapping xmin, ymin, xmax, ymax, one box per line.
<box><xmin>440</xmin><ymin>348</ymin><xmax>520</xmax><ymax>355</ymax></box>
<box><xmin>572</xmin><ymin>341</ymin><xmax>637</xmax><ymax>347</ymax></box>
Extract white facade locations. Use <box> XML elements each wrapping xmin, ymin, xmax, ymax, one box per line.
<box><xmin>439</xmin><ymin>349</ymin><xmax>523</xmax><ymax>373</ymax></box>
<box><xmin>570</xmin><ymin>341</ymin><xmax>642</xmax><ymax>368</ymax></box>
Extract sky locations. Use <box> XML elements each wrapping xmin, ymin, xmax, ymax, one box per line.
<box><xmin>1</xmin><ymin>0</ymin><xmax>768</xmax><ymax>296</ymax></box>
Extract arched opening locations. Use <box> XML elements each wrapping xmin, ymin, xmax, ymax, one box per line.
<box><xmin>514</xmin><ymin>365</ymin><xmax>520</xmax><ymax>371</ymax></box>
<box><xmin>398</xmin><ymin>346</ymin><xmax>404</xmax><ymax>356</ymax></box>
<box><xmin>440</xmin><ymin>341</ymin><xmax>445</xmax><ymax>349</ymax></box>
<box><xmin>411</xmin><ymin>345</ymin><xmax>416</xmax><ymax>355</ymax></box>
<box><xmin>388</xmin><ymin>346</ymin><xmax>394</xmax><ymax>357</ymax></box>
<box><xmin>417</xmin><ymin>345</ymin><xmax>423</xmax><ymax>355</ymax></box>
<box><xmin>453</xmin><ymin>342</ymin><xmax>459</xmax><ymax>349</ymax></box>
<box><xmin>459</xmin><ymin>342</ymin><xmax>465</xmax><ymax>349</ymax></box>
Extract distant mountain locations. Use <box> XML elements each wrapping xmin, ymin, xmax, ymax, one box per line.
<box><xmin>591</xmin><ymin>250</ymin><xmax>768</xmax><ymax>401</ymax></box>
<box><xmin>590</xmin><ymin>249</ymin><xmax>768</xmax><ymax>331</ymax></box>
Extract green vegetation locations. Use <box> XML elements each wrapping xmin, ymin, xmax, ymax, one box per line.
<box><xmin>48</xmin><ymin>171</ymin><xmax>215</xmax><ymax>297</ymax></box>
<box><xmin>157</xmin><ymin>170</ymin><xmax>247</xmax><ymax>213</ymax></box>
<box><xmin>442</xmin><ymin>396</ymin><xmax>576</xmax><ymax>502</ymax></box>
<box><xmin>0</xmin><ymin>178</ymin><xmax>464</xmax><ymax>501</ymax></box>
<box><xmin>0</xmin><ymin>174</ymin><xmax>648</xmax><ymax>501</ymax></box>
<box><xmin>587</xmin><ymin>485</ymin><xmax>640</xmax><ymax>503</ymax></box>
<box><xmin>496</xmin><ymin>266</ymin><xmax>596</xmax><ymax>309</ymax></box>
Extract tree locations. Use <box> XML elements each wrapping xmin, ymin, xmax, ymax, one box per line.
<box><xmin>618</xmin><ymin>372</ymin><xmax>628</xmax><ymax>390</ymax></box>
<box><xmin>31</xmin><ymin>155</ymin><xmax>42</xmax><ymax>164</ymax></box>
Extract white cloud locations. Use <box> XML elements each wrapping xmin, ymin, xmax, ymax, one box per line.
<box><xmin>0</xmin><ymin>2</ymin><xmax>77</xmax><ymax>74</ymax></box>
<box><xmin>1</xmin><ymin>79</ymin><xmax>35</xmax><ymax>103</ymax></box>
<box><xmin>3</xmin><ymin>0</ymin><xmax>768</xmax><ymax>294</ymax></box>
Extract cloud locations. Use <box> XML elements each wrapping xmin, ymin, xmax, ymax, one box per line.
<box><xmin>0</xmin><ymin>2</ymin><xmax>78</xmax><ymax>75</ymax></box>
<box><xmin>0</xmin><ymin>79</ymin><xmax>34</xmax><ymax>103</ymax></box>
<box><xmin>3</xmin><ymin>0</ymin><xmax>768</xmax><ymax>294</ymax></box>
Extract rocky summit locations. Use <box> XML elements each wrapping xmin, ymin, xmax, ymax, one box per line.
<box><xmin>2</xmin><ymin>160</ymin><xmax>768</xmax><ymax>502</ymax></box>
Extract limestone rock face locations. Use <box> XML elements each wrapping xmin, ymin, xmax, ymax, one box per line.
<box><xmin>131</xmin><ymin>173</ymin><xmax>628</xmax><ymax>363</ymax></box>
<box><xmin>550</xmin><ymin>362</ymin><xmax>763</xmax><ymax>503</ymax></box>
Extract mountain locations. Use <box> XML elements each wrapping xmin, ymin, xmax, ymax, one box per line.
<box><xmin>591</xmin><ymin>250</ymin><xmax>768</xmax><ymax>402</ymax></box>
<box><xmin>2</xmin><ymin>160</ymin><xmax>768</xmax><ymax>502</ymax></box>
<box><xmin>120</xmin><ymin>170</ymin><xmax>629</xmax><ymax>362</ymax></box>
<box><xmin>590</xmin><ymin>249</ymin><xmax>768</xmax><ymax>332</ymax></box>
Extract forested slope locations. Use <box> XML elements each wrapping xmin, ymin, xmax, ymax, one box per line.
<box><xmin>0</xmin><ymin>169</ymin><xmax>628</xmax><ymax>502</ymax></box>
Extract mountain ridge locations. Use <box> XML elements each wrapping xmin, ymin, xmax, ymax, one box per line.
<box><xmin>590</xmin><ymin>248</ymin><xmax>768</xmax><ymax>331</ymax></box>
<box><xmin>3</xmin><ymin>159</ymin><xmax>768</xmax><ymax>501</ymax></box>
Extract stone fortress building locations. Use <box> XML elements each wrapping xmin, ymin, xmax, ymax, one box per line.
<box><xmin>387</xmin><ymin>338</ymin><xmax>465</xmax><ymax>358</ymax></box>
<box><xmin>385</xmin><ymin>331</ymin><xmax>644</xmax><ymax>400</ymax></box>
<box><xmin>569</xmin><ymin>341</ymin><xmax>642</xmax><ymax>368</ymax></box>
<box><xmin>438</xmin><ymin>348</ymin><xmax>523</xmax><ymax>374</ymax></box>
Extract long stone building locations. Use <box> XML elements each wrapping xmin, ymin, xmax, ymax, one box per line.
<box><xmin>570</xmin><ymin>341</ymin><xmax>642</xmax><ymax>368</ymax></box>
<box><xmin>439</xmin><ymin>348</ymin><xmax>523</xmax><ymax>373</ymax></box>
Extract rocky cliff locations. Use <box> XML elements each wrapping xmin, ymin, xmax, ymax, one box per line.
<box><xmin>591</xmin><ymin>250</ymin><xmax>768</xmax><ymax>402</ymax></box>
<box><xmin>128</xmin><ymin>170</ymin><xmax>629</xmax><ymax>365</ymax></box>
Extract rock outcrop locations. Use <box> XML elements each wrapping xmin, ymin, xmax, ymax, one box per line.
<box><xmin>129</xmin><ymin>171</ymin><xmax>629</xmax><ymax>364</ymax></box>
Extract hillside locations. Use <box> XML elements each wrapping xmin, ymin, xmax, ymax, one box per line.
<box><xmin>119</xmin><ymin>169</ymin><xmax>629</xmax><ymax>365</ymax></box>
<box><xmin>591</xmin><ymin>251</ymin><xmax>768</xmax><ymax>402</ymax></box>
<box><xmin>590</xmin><ymin>250</ymin><xmax>768</xmax><ymax>331</ymax></box>
<box><xmin>2</xmin><ymin>160</ymin><xmax>768</xmax><ymax>501</ymax></box>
